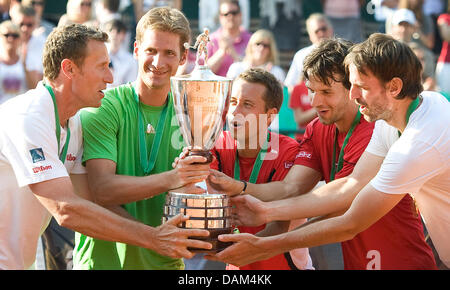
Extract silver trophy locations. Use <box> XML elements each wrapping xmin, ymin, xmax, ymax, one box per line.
<box><xmin>163</xmin><ymin>29</ymin><xmax>233</xmax><ymax>253</ymax></box>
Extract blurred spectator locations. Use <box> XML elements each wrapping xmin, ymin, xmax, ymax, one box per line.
<box><xmin>94</xmin><ymin>0</ymin><xmax>121</xmax><ymax>26</ymax></box>
<box><xmin>423</xmin><ymin>0</ymin><xmax>445</xmax><ymax>55</ymax></box>
<box><xmin>259</xmin><ymin>0</ymin><xmax>303</xmax><ymax>51</ymax></box>
<box><xmin>226</xmin><ymin>29</ymin><xmax>285</xmax><ymax>83</ymax></box>
<box><xmin>103</xmin><ymin>19</ymin><xmax>138</xmax><ymax>88</ymax></box>
<box><xmin>289</xmin><ymin>79</ymin><xmax>315</xmax><ymax>140</ymax></box>
<box><xmin>370</xmin><ymin>0</ymin><xmax>399</xmax><ymax>32</ymax></box>
<box><xmin>22</xmin><ymin>0</ymin><xmax>54</xmax><ymax>38</ymax></box>
<box><xmin>284</xmin><ymin>13</ymin><xmax>333</xmax><ymax>91</ymax></box>
<box><xmin>435</xmin><ymin>4</ymin><xmax>450</xmax><ymax>94</ymax></box>
<box><xmin>131</xmin><ymin>0</ymin><xmax>182</xmax><ymax>21</ymax></box>
<box><xmin>388</xmin><ymin>8</ymin><xmax>436</xmax><ymax>78</ymax></box>
<box><xmin>321</xmin><ymin>0</ymin><xmax>364</xmax><ymax>43</ymax></box>
<box><xmin>1</xmin><ymin>0</ymin><xmax>11</xmax><ymax>22</ymax></box>
<box><xmin>0</xmin><ymin>20</ymin><xmax>28</xmax><ymax>104</ymax></box>
<box><xmin>10</xmin><ymin>4</ymin><xmax>44</xmax><ymax>89</ymax></box>
<box><xmin>409</xmin><ymin>42</ymin><xmax>436</xmax><ymax>91</ymax></box>
<box><xmin>388</xmin><ymin>0</ymin><xmax>436</xmax><ymax>49</ymax></box>
<box><xmin>58</xmin><ymin>0</ymin><xmax>93</xmax><ymax>27</ymax></box>
<box><xmin>199</xmin><ymin>0</ymin><xmax>249</xmax><ymax>33</ymax></box>
<box><xmin>207</xmin><ymin>0</ymin><xmax>251</xmax><ymax>76</ymax></box>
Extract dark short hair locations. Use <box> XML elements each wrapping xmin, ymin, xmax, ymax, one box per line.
<box><xmin>103</xmin><ymin>19</ymin><xmax>128</xmax><ymax>33</ymax></box>
<box><xmin>236</xmin><ymin>68</ymin><xmax>283</xmax><ymax>112</ymax></box>
<box><xmin>344</xmin><ymin>33</ymin><xmax>423</xmax><ymax>100</ymax></box>
<box><xmin>303</xmin><ymin>38</ymin><xmax>353</xmax><ymax>90</ymax></box>
<box><xmin>43</xmin><ymin>24</ymin><xmax>109</xmax><ymax>80</ymax></box>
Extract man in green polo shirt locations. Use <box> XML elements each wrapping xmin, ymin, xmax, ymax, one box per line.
<box><xmin>73</xmin><ymin>7</ymin><xmax>212</xmax><ymax>270</ymax></box>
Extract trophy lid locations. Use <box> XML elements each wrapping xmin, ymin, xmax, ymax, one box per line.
<box><xmin>171</xmin><ymin>65</ymin><xmax>232</xmax><ymax>82</ymax></box>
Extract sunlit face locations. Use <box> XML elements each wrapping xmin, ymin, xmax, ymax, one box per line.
<box><xmin>219</xmin><ymin>2</ymin><xmax>242</xmax><ymax>31</ymax></box>
<box><xmin>308</xmin><ymin>19</ymin><xmax>333</xmax><ymax>44</ymax></box>
<box><xmin>306</xmin><ymin>74</ymin><xmax>351</xmax><ymax>125</ymax></box>
<box><xmin>134</xmin><ymin>29</ymin><xmax>186</xmax><ymax>91</ymax></box>
<box><xmin>390</xmin><ymin>22</ymin><xmax>415</xmax><ymax>43</ymax></box>
<box><xmin>72</xmin><ymin>40</ymin><xmax>113</xmax><ymax>108</ymax></box>
<box><xmin>250</xmin><ymin>39</ymin><xmax>271</xmax><ymax>64</ymax></box>
<box><xmin>0</xmin><ymin>26</ymin><xmax>21</xmax><ymax>53</ymax></box>
<box><xmin>348</xmin><ymin>64</ymin><xmax>393</xmax><ymax>122</ymax></box>
<box><xmin>228</xmin><ymin>79</ymin><xmax>276</xmax><ymax>148</ymax></box>
<box><xmin>13</xmin><ymin>14</ymin><xmax>35</xmax><ymax>41</ymax></box>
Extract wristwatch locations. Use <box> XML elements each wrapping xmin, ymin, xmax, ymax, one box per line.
<box><xmin>239</xmin><ymin>180</ymin><xmax>247</xmax><ymax>195</ymax></box>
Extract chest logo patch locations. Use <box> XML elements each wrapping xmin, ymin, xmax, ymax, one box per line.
<box><xmin>30</xmin><ymin>148</ymin><xmax>45</xmax><ymax>163</ymax></box>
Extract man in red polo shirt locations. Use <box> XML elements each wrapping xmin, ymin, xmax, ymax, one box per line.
<box><xmin>207</xmin><ymin>39</ymin><xmax>437</xmax><ymax>270</ymax></box>
<box><xmin>209</xmin><ymin>68</ymin><xmax>313</xmax><ymax>270</ymax></box>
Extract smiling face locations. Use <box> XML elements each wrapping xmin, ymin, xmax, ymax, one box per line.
<box><xmin>134</xmin><ymin>29</ymin><xmax>186</xmax><ymax>91</ymax></box>
<box><xmin>71</xmin><ymin>40</ymin><xmax>113</xmax><ymax>108</ymax></box>
<box><xmin>306</xmin><ymin>74</ymin><xmax>351</xmax><ymax>126</ymax></box>
<box><xmin>228</xmin><ymin>78</ymin><xmax>276</xmax><ymax>147</ymax></box>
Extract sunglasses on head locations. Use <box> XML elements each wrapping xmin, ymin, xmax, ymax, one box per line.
<box><xmin>221</xmin><ymin>10</ymin><xmax>240</xmax><ymax>17</ymax></box>
<box><xmin>3</xmin><ymin>33</ymin><xmax>20</xmax><ymax>39</ymax></box>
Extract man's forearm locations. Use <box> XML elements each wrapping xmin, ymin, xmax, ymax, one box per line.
<box><xmin>246</xmin><ymin>180</ymin><xmax>302</xmax><ymax>202</ymax></box>
<box><xmin>88</xmin><ymin>170</ymin><xmax>175</xmax><ymax>206</ymax></box>
<box><xmin>264</xmin><ymin>176</ymin><xmax>364</xmax><ymax>222</ymax></box>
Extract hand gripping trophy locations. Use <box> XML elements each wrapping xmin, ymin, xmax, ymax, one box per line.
<box><xmin>163</xmin><ymin>28</ymin><xmax>234</xmax><ymax>253</ymax></box>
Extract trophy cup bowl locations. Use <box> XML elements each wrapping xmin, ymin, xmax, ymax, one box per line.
<box><xmin>165</xmin><ymin>58</ymin><xmax>233</xmax><ymax>253</ymax></box>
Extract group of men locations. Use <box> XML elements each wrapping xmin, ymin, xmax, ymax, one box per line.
<box><xmin>0</xmin><ymin>5</ymin><xmax>448</xmax><ymax>270</ymax></box>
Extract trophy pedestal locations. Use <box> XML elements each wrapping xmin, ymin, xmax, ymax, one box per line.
<box><xmin>163</xmin><ymin>191</ymin><xmax>233</xmax><ymax>253</ymax></box>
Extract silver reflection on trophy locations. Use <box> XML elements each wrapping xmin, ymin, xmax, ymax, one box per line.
<box><xmin>164</xmin><ymin>28</ymin><xmax>233</xmax><ymax>253</ymax></box>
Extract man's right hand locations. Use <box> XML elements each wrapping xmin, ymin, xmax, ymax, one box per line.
<box><xmin>153</xmin><ymin>214</ymin><xmax>212</xmax><ymax>259</ymax></box>
<box><xmin>231</xmin><ymin>195</ymin><xmax>269</xmax><ymax>227</ymax></box>
<box><xmin>206</xmin><ymin>169</ymin><xmax>245</xmax><ymax>196</ymax></box>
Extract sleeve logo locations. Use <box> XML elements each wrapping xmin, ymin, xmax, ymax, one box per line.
<box><xmin>29</xmin><ymin>148</ymin><xmax>45</xmax><ymax>163</ymax></box>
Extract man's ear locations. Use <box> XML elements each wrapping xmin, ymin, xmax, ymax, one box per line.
<box><xmin>60</xmin><ymin>59</ymin><xmax>76</xmax><ymax>80</ymax></box>
<box><xmin>387</xmin><ymin>77</ymin><xmax>403</xmax><ymax>99</ymax></box>
<box><xmin>266</xmin><ymin>107</ymin><xmax>278</xmax><ymax>126</ymax></box>
<box><xmin>133</xmin><ymin>41</ymin><xmax>139</xmax><ymax>59</ymax></box>
<box><xmin>179</xmin><ymin>48</ymin><xmax>188</xmax><ymax>66</ymax></box>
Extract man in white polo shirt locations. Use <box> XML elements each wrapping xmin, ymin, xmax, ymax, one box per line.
<box><xmin>0</xmin><ymin>24</ymin><xmax>212</xmax><ymax>270</ymax></box>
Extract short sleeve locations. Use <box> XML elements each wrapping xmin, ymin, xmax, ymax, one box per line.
<box><xmin>371</xmin><ymin>139</ymin><xmax>444</xmax><ymax>194</ymax></box>
<box><xmin>365</xmin><ymin>120</ymin><xmax>397</xmax><ymax>157</ymax></box>
<box><xmin>80</xmin><ymin>95</ymin><xmax>120</xmax><ymax>163</ymax></box>
<box><xmin>1</xmin><ymin>111</ymin><xmax>68</xmax><ymax>187</ymax></box>
<box><xmin>294</xmin><ymin>121</ymin><xmax>322</xmax><ymax>173</ymax></box>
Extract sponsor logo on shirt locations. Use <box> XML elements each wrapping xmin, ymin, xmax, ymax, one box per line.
<box><xmin>296</xmin><ymin>151</ymin><xmax>312</xmax><ymax>159</ymax></box>
<box><xmin>284</xmin><ymin>161</ymin><xmax>294</xmax><ymax>169</ymax></box>
<box><xmin>66</xmin><ymin>154</ymin><xmax>76</xmax><ymax>162</ymax></box>
<box><xmin>32</xmin><ymin>165</ymin><xmax>53</xmax><ymax>173</ymax></box>
<box><xmin>30</xmin><ymin>148</ymin><xmax>45</xmax><ymax>163</ymax></box>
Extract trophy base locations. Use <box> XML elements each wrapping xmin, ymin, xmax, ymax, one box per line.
<box><xmin>188</xmin><ymin>228</ymin><xmax>233</xmax><ymax>253</ymax></box>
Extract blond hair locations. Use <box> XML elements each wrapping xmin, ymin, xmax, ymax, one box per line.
<box><xmin>43</xmin><ymin>24</ymin><xmax>108</xmax><ymax>80</ymax></box>
<box><xmin>136</xmin><ymin>7</ymin><xmax>191</xmax><ymax>53</ymax></box>
<box><xmin>244</xmin><ymin>29</ymin><xmax>279</xmax><ymax>65</ymax></box>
